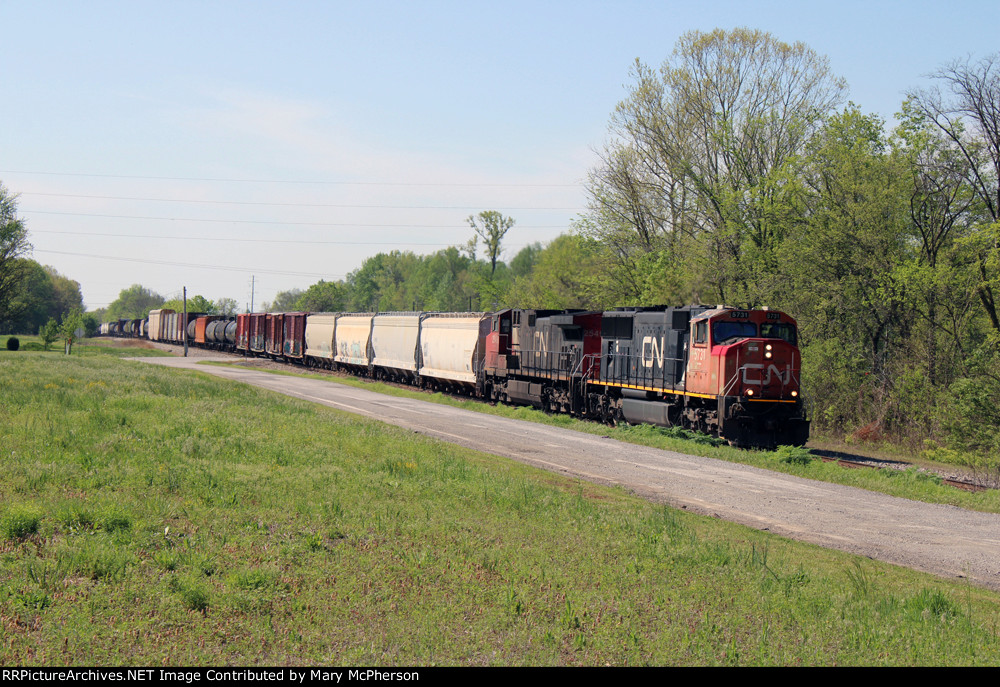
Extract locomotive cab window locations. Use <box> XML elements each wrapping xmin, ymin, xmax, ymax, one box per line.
<box><xmin>693</xmin><ymin>321</ymin><xmax>708</xmax><ymax>345</ymax></box>
<box><xmin>760</xmin><ymin>322</ymin><xmax>797</xmax><ymax>345</ymax></box>
<box><xmin>712</xmin><ymin>321</ymin><xmax>757</xmax><ymax>345</ymax></box>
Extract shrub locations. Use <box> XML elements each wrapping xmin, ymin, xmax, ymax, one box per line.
<box><xmin>5</xmin><ymin>337</ymin><xmax>19</xmax><ymax>351</ymax></box>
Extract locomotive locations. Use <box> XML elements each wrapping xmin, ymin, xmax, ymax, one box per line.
<box><xmin>109</xmin><ymin>304</ymin><xmax>810</xmax><ymax>448</ymax></box>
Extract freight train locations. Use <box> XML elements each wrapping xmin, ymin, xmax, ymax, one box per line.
<box><xmin>101</xmin><ymin>305</ymin><xmax>810</xmax><ymax>448</ymax></box>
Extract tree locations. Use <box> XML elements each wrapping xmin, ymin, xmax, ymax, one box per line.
<box><xmin>81</xmin><ymin>313</ymin><xmax>99</xmax><ymax>338</ymax></box>
<box><xmin>60</xmin><ymin>307</ymin><xmax>84</xmax><ymax>355</ymax></box>
<box><xmin>263</xmin><ymin>288</ymin><xmax>304</xmax><ymax>312</ymax></box>
<box><xmin>509</xmin><ymin>243</ymin><xmax>542</xmax><ymax>279</ymax></box>
<box><xmin>506</xmin><ymin>235</ymin><xmax>605</xmax><ymax>309</ymax></box>
<box><xmin>162</xmin><ymin>294</ymin><xmax>216</xmax><ymax>315</ymax></box>
<box><xmin>0</xmin><ymin>183</ymin><xmax>31</xmax><ymax>329</ymax></box>
<box><xmin>45</xmin><ymin>266</ymin><xmax>84</xmax><ymax>318</ymax></box>
<box><xmin>1</xmin><ymin>261</ymin><xmax>85</xmax><ymax>334</ymax></box>
<box><xmin>893</xmin><ymin>100</ymin><xmax>978</xmax><ymax>386</ymax></box>
<box><xmin>214</xmin><ymin>297</ymin><xmax>239</xmax><ymax>316</ymax></box>
<box><xmin>296</xmin><ymin>280</ymin><xmax>346</xmax><ymax>312</ymax></box>
<box><xmin>467</xmin><ymin>211</ymin><xmax>515</xmax><ymax>276</ymax></box>
<box><xmin>783</xmin><ymin>107</ymin><xmax>911</xmax><ymax>432</ymax></box>
<box><xmin>4</xmin><ymin>260</ymin><xmax>52</xmax><ymax>334</ymax></box>
<box><xmin>106</xmin><ymin>284</ymin><xmax>164</xmax><ymax>321</ymax></box>
<box><xmin>585</xmin><ymin>28</ymin><xmax>846</xmax><ymax>305</ymax></box>
<box><xmin>908</xmin><ymin>54</ymin><xmax>1000</xmax><ymax>331</ymax></box>
<box><xmin>38</xmin><ymin>318</ymin><xmax>58</xmax><ymax>350</ymax></box>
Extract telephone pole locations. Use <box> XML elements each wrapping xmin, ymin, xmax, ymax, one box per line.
<box><xmin>183</xmin><ymin>286</ymin><xmax>188</xmax><ymax>357</ymax></box>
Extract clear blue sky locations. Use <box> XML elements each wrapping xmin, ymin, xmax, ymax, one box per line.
<box><xmin>2</xmin><ymin>0</ymin><xmax>997</xmax><ymax>311</ymax></box>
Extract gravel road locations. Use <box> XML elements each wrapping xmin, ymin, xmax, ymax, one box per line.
<box><xmin>133</xmin><ymin>349</ymin><xmax>1000</xmax><ymax>591</ymax></box>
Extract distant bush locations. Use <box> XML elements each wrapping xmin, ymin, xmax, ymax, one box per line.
<box><xmin>6</xmin><ymin>337</ymin><xmax>19</xmax><ymax>351</ymax></box>
<box><xmin>21</xmin><ymin>342</ymin><xmax>44</xmax><ymax>351</ymax></box>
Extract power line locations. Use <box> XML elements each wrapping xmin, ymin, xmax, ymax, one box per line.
<box><xmin>2</xmin><ymin>169</ymin><xmax>581</xmax><ymax>188</ymax></box>
<box><xmin>31</xmin><ymin>229</ymin><xmax>454</xmax><ymax>246</ymax></box>
<box><xmin>21</xmin><ymin>191</ymin><xmax>584</xmax><ymax>211</ymax></box>
<box><xmin>34</xmin><ymin>249</ymin><xmax>342</xmax><ymax>279</ymax></box>
<box><xmin>23</xmin><ymin>209</ymin><xmax>569</xmax><ymax>229</ymax></box>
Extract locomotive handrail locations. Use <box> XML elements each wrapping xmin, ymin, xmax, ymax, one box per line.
<box><xmin>575</xmin><ymin>353</ymin><xmax>601</xmax><ymax>381</ymax></box>
<box><xmin>515</xmin><ymin>346</ymin><xmax>579</xmax><ymax>383</ymax></box>
<box><xmin>597</xmin><ymin>351</ymin><xmax>684</xmax><ymax>391</ymax></box>
<box><xmin>723</xmin><ymin>347</ymin><xmax>743</xmax><ymax>397</ymax></box>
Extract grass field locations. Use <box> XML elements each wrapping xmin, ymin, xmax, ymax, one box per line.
<box><xmin>2</xmin><ymin>346</ymin><xmax>999</xmax><ymax>665</ymax></box>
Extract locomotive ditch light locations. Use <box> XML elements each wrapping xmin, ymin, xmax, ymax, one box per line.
<box><xmin>791</xmin><ymin>390</ymin><xmax>798</xmax><ymax>397</ymax></box>
<box><xmin>746</xmin><ymin>389</ymin><xmax>754</xmax><ymax>397</ymax></box>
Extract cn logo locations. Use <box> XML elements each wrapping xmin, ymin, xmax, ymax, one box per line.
<box><xmin>742</xmin><ymin>363</ymin><xmax>790</xmax><ymax>385</ymax></box>
<box><xmin>641</xmin><ymin>336</ymin><xmax>664</xmax><ymax>368</ymax></box>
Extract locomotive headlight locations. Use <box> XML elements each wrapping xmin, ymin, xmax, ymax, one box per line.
<box><xmin>765</xmin><ymin>351</ymin><xmax>773</xmax><ymax>359</ymax></box>
<box><xmin>765</xmin><ymin>344</ymin><xmax>773</xmax><ymax>351</ymax></box>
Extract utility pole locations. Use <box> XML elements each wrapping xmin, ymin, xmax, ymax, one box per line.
<box><xmin>250</xmin><ymin>275</ymin><xmax>255</xmax><ymax>313</ymax></box>
<box><xmin>183</xmin><ymin>286</ymin><xmax>188</xmax><ymax>357</ymax></box>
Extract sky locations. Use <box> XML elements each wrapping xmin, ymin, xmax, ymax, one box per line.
<box><xmin>2</xmin><ymin>0</ymin><xmax>998</xmax><ymax>313</ymax></box>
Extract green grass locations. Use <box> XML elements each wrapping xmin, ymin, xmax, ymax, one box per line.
<box><xmin>2</xmin><ymin>354</ymin><xmax>999</xmax><ymax>665</ymax></box>
<box><xmin>0</xmin><ymin>335</ymin><xmax>171</xmax><ymax>358</ymax></box>
<box><xmin>210</xmin><ymin>361</ymin><xmax>1000</xmax><ymax>514</ymax></box>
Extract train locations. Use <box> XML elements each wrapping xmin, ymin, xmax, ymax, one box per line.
<box><xmin>100</xmin><ymin>304</ymin><xmax>810</xmax><ymax>448</ymax></box>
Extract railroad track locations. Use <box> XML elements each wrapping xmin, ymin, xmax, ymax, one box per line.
<box><xmin>811</xmin><ymin>449</ymin><xmax>993</xmax><ymax>492</ymax></box>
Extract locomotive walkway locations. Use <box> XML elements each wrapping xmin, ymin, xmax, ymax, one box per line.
<box><xmin>138</xmin><ymin>354</ymin><xmax>1000</xmax><ymax>592</ymax></box>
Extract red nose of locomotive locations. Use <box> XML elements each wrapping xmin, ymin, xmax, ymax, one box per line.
<box><xmin>722</xmin><ymin>338</ymin><xmax>800</xmax><ymax>400</ymax></box>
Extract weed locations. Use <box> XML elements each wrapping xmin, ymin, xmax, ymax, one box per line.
<box><xmin>55</xmin><ymin>503</ymin><xmax>94</xmax><ymax>532</ymax></box>
<box><xmin>98</xmin><ymin>507</ymin><xmax>132</xmax><ymax>533</ymax></box>
<box><xmin>775</xmin><ymin>445</ymin><xmax>814</xmax><ymax>465</ymax></box>
<box><xmin>170</xmin><ymin>576</ymin><xmax>211</xmax><ymax>612</ymax></box>
<box><xmin>303</xmin><ymin>533</ymin><xmax>325</xmax><ymax>552</ymax></box>
<box><xmin>18</xmin><ymin>590</ymin><xmax>51</xmax><ymax>610</ymax></box>
<box><xmin>26</xmin><ymin>558</ymin><xmax>69</xmax><ymax>591</ymax></box>
<box><xmin>154</xmin><ymin>550</ymin><xmax>181</xmax><ymax>571</ymax></box>
<box><xmin>58</xmin><ymin>538</ymin><xmax>134</xmax><ymax>582</ymax></box>
<box><xmin>561</xmin><ymin>599</ymin><xmax>581</xmax><ymax>630</ymax></box>
<box><xmin>185</xmin><ymin>552</ymin><xmax>217</xmax><ymax>577</ymax></box>
<box><xmin>227</xmin><ymin>568</ymin><xmax>276</xmax><ymax>592</ymax></box>
<box><xmin>846</xmin><ymin>560</ymin><xmax>873</xmax><ymax>598</ymax></box>
<box><xmin>1</xmin><ymin>506</ymin><xmax>41</xmax><ymax>540</ymax></box>
<box><xmin>905</xmin><ymin>588</ymin><xmax>959</xmax><ymax>622</ymax></box>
